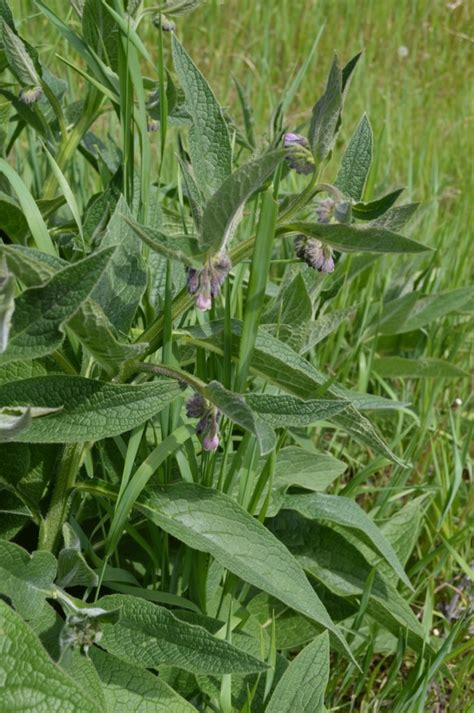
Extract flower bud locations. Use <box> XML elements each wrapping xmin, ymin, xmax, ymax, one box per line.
<box><xmin>203</xmin><ymin>433</ymin><xmax>219</xmax><ymax>451</ymax></box>
<box><xmin>316</xmin><ymin>198</ymin><xmax>335</xmax><ymax>223</ymax></box>
<box><xmin>186</xmin><ymin>393</ymin><xmax>207</xmax><ymax>419</ymax></box>
<box><xmin>185</xmin><ymin>253</ymin><xmax>231</xmax><ymax>310</ymax></box>
<box><xmin>153</xmin><ymin>14</ymin><xmax>176</xmax><ymax>32</ymax></box>
<box><xmin>294</xmin><ymin>235</ymin><xmax>335</xmax><ymax>273</ymax></box>
<box><xmin>334</xmin><ymin>200</ymin><xmax>352</xmax><ymax>224</ymax></box>
<box><xmin>19</xmin><ymin>86</ymin><xmax>43</xmax><ymax>105</ymax></box>
<box><xmin>196</xmin><ymin>292</ymin><xmax>212</xmax><ymax>311</ymax></box>
<box><xmin>147</xmin><ymin>118</ymin><xmax>160</xmax><ymax>133</ymax></box>
<box><xmin>283</xmin><ymin>133</ymin><xmax>315</xmax><ymax>175</ymax></box>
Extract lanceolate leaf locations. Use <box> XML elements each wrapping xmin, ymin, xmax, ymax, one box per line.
<box><xmin>308</xmin><ymin>55</ymin><xmax>342</xmax><ymax>162</ymax></box>
<box><xmin>374</xmin><ymin>356</ymin><xmax>468</xmax><ymax>379</ymax></box>
<box><xmin>372</xmin><ymin>202</ymin><xmax>420</xmax><ymax>231</ymax></box>
<box><xmin>0</xmin><ymin>540</ymin><xmax>56</xmax><ymax>618</ymax></box>
<box><xmin>336</xmin><ymin>113</ymin><xmax>373</xmax><ymax>201</ymax></box>
<box><xmin>282</xmin><ymin>493</ymin><xmax>412</xmax><ymax>589</ymax></box>
<box><xmin>172</xmin><ymin>34</ymin><xmax>231</xmax><ymax>197</ymax></box>
<box><xmin>266</xmin><ymin>632</ymin><xmax>329</xmax><ymax>713</ymax></box>
<box><xmin>183</xmin><ymin>320</ymin><xmax>407</xmax><ymax>465</ymax></box>
<box><xmin>379</xmin><ymin>287</ymin><xmax>473</xmax><ymax>334</ymax></box>
<box><xmin>0</xmin><ymin>375</ymin><xmax>182</xmax><ymax>442</ymax></box>
<box><xmin>97</xmin><ymin>593</ymin><xmax>268</xmax><ymax>675</ymax></box>
<box><xmin>1</xmin><ymin>19</ymin><xmax>39</xmax><ymax>85</ymax></box>
<box><xmin>271</xmin><ymin>512</ymin><xmax>427</xmax><ymax>654</ymax></box>
<box><xmin>245</xmin><ymin>393</ymin><xmax>348</xmax><ymax>427</ymax></box>
<box><xmin>0</xmin><ymin>601</ymin><xmax>101</xmax><ymax>713</ymax></box>
<box><xmin>200</xmin><ymin>150</ymin><xmax>285</xmax><ymax>254</ymax></box>
<box><xmin>0</xmin><ymin>247</ymin><xmax>115</xmax><ymax>365</ymax></box>
<box><xmin>281</xmin><ymin>222</ymin><xmax>430</xmax><ymax>254</ymax></box>
<box><xmin>137</xmin><ymin>482</ymin><xmax>354</xmax><ymax>660</ymax></box>
<box><xmin>0</xmin><ymin>405</ymin><xmax>61</xmax><ymax>443</ymax></box>
<box><xmin>125</xmin><ymin>215</ymin><xmax>204</xmax><ymax>266</ymax></box>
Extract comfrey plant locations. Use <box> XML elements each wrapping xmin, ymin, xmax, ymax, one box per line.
<box><xmin>0</xmin><ymin>1</ymin><xmax>455</xmax><ymax>711</ymax></box>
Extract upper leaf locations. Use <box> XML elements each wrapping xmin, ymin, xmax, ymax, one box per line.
<box><xmin>336</xmin><ymin>113</ymin><xmax>373</xmax><ymax>201</ymax></box>
<box><xmin>0</xmin><ymin>539</ymin><xmax>56</xmax><ymax>618</ymax></box>
<box><xmin>200</xmin><ymin>150</ymin><xmax>285</xmax><ymax>254</ymax></box>
<box><xmin>172</xmin><ymin>34</ymin><xmax>231</xmax><ymax>197</ymax></box>
<box><xmin>308</xmin><ymin>55</ymin><xmax>342</xmax><ymax>162</ymax></box>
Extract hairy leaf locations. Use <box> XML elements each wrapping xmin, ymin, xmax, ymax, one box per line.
<box><xmin>336</xmin><ymin>113</ymin><xmax>373</xmax><ymax>201</ymax></box>
<box><xmin>0</xmin><ymin>539</ymin><xmax>56</xmax><ymax>618</ymax></box>
<box><xmin>309</xmin><ymin>55</ymin><xmax>342</xmax><ymax>162</ymax></box>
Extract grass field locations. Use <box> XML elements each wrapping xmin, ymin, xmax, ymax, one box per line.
<box><xmin>3</xmin><ymin>0</ymin><xmax>473</xmax><ymax>710</ymax></box>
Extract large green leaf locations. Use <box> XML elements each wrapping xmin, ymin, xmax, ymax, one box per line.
<box><xmin>91</xmin><ymin>196</ymin><xmax>147</xmax><ymax>333</ymax></box>
<box><xmin>0</xmin><ymin>539</ymin><xmax>56</xmax><ymax>618</ymax></box>
<box><xmin>97</xmin><ymin>594</ymin><xmax>268</xmax><ymax>675</ymax></box>
<box><xmin>90</xmin><ymin>648</ymin><xmax>197</xmax><ymax>712</ymax></box>
<box><xmin>204</xmin><ymin>380</ymin><xmax>276</xmax><ymax>455</ymax></box>
<box><xmin>199</xmin><ymin>150</ymin><xmax>285</xmax><ymax>253</ymax></box>
<box><xmin>271</xmin><ymin>512</ymin><xmax>427</xmax><ymax>654</ymax></box>
<box><xmin>266</xmin><ymin>632</ymin><xmax>329</xmax><ymax>713</ymax></box>
<box><xmin>0</xmin><ymin>375</ymin><xmax>182</xmax><ymax>442</ymax></box>
<box><xmin>281</xmin><ymin>221</ymin><xmax>430</xmax><ymax>253</ymax></box>
<box><xmin>1</xmin><ymin>19</ymin><xmax>39</xmax><ymax>85</ymax></box>
<box><xmin>0</xmin><ymin>247</ymin><xmax>115</xmax><ymax>365</ymax></box>
<box><xmin>308</xmin><ymin>55</ymin><xmax>342</xmax><ymax>162</ymax></box>
<box><xmin>137</xmin><ymin>482</ymin><xmax>353</xmax><ymax>660</ymax></box>
<box><xmin>336</xmin><ymin>113</ymin><xmax>373</xmax><ymax>201</ymax></box>
<box><xmin>184</xmin><ymin>320</ymin><xmax>406</xmax><ymax>465</ymax></box>
<box><xmin>0</xmin><ymin>600</ymin><xmax>101</xmax><ymax>712</ymax></box>
<box><xmin>172</xmin><ymin>35</ymin><xmax>231</xmax><ymax>197</ymax></box>
<box><xmin>282</xmin><ymin>493</ymin><xmax>412</xmax><ymax>589</ymax></box>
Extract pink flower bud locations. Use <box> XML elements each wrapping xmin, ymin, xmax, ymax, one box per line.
<box><xmin>195</xmin><ymin>293</ymin><xmax>212</xmax><ymax>311</ymax></box>
<box><xmin>203</xmin><ymin>433</ymin><xmax>219</xmax><ymax>451</ymax></box>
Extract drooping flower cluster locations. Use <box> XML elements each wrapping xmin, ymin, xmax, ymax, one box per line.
<box><xmin>19</xmin><ymin>86</ymin><xmax>43</xmax><ymax>105</ymax></box>
<box><xmin>186</xmin><ymin>393</ymin><xmax>220</xmax><ymax>451</ymax></box>
<box><xmin>294</xmin><ymin>235</ymin><xmax>335</xmax><ymax>273</ymax></box>
<box><xmin>283</xmin><ymin>133</ymin><xmax>315</xmax><ymax>175</ymax></box>
<box><xmin>186</xmin><ymin>253</ymin><xmax>232</xmax><ymax>311</ymax></box>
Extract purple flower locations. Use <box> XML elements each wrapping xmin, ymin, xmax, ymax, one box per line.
<box><xmin>316</xmin><ymin>198</ymin><xmax>335</xmax><ymax>224</ymax></box>
<box><xmin>294</xmin><ymin>235</ymin><xmax>335</xmax><ymax>273</ymax></box>
<box><xmin>186</xmin><ymin>253</ymin><xmax>232</xmax><ymax>311</ymax></box>
<box><xmin>203</xmin><ymin>433</ymin><xmax>219</xmax><ymax>451</ymax></box>
<box><xmin>185</xmin><ymin>393</ymin><xmax>221</xmax><ymax>451</ymax></box>
<box><xmin>185</xmin><ymin>393</ymin><xmax>207</xmax><ymax>419</ymax></box>
<box><xmin>283</xmin><ymin>132</ymin><xmax>315</xmax><ymax>175</ymax></box>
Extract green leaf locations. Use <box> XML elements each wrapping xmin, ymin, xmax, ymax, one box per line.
<box><xmin>308</xmin><ymin>55</ymin><xmax>342</xmax><ymax>162</ymax></box>
<box><xmin>61</xmin><ymin>649</ymin><xmax>107</xmax><ymax>711</ymax></box>
<box><xmin>97</xmin><ymin>593</ymin><xmax>268</xmax><ymax>675</ymax></box>
<box><xmin>0</xmin><ymin>193</ymin><xmax>29</xmax><ymax>241</ymax></box>
<box><xmin>275</xmin><ymin>447</ymin><xmax>347</xmax><ymax>493</ymax></box>
<box><xmin>172</xmin><ymin>34</ymin><xmax>231</xmax><ymax>197</ymax></box>
<box><xmin>0</xmin><ymin>256</ymin><xmax>15</xmax><ymax>353</ymax></box>
<box><xmin>262</xmin><ymin>271</ymin><xmax>313</xmax><ymax>329</ymax></box>
<box><xmin>56</xmin><ymin>524</ymin><xmax>98</xmax><ymax>589</ymax></box>
<box><xmin>282</xmin><ymin>493</ymin><xmax>412</xmax><ymax>589</ymax></box>
<box><xmin>374</xmin><ymin>356</ymin><xmax>468</xmax><ymax>379</ymax></box>
<box><xmin>0</xmin><ymin>539</ymin><xmax>56</xmax><ymax>618</ymax></box>
<box><xmin>200</xmin><ymin>150</ymin><xmax>284</xmax><ymax>254</ymax></box>
<box><xmin>271</xmin><ymin>512</ymin><xmax>427</xmax><ymax>654</ymax></box>
<box><xmin>91</xmin><ymin>196</ymin><xmax>147</xmax><ymax>333</ymax></box>
<box><xmin>352</xmin><ymin>188</ymin><xmax>404</xmax><ymax>220</ymax></box>
<box><xmin>82</xmin><ymin>0</ymin><xmax>119</xmax><ymax>69</ymax></box>
<box><xmin>90</xmin><ymin>648</ymin><xmax>197</xmax><ymax>712</ymax></box>
<box><xmin>245</xmin><ymin>393</ymin><xmax>348</xmax><ymax>428</ymax></box>
<box><xmin>372</xmin><ymin>202</ymin><xmax>420</xmax><ymax>230</ymax></box>
<box><xmin>266</xmin><ymin>632</ymin><xmax>329</xmax><ymax>713</ymax></box>
<box><xmin>184</xmin><ymin>320</ymin><xmax>406</xmax><ymax>465</ymax></box>
<box><xmin>1</xmin><ymin>19</ymin><xmax>39</xmax><ymax>85</ymax></box>
<box><xmin>0</xmin><ymin>375</ymin><xmax>182</xmax><ymax>442</ymax></box>
<box><xmin>282</xmin><ymin>222</ymin><xmax>430</xmax><ymax>254</ymax></box>
<box><xmin>137</xmin><ymin>482</ymin><xmax>353</xmax><ymax>660</ymax></box>
<box><xmin>379</xmin><ymin>287</ymin><xmax>473</xmax><ymax>334</ymax></box>
<box><xmin>0</xmin><ymin>247</ymin><xmax>115</xmax><ymax>365</ymax></box>
<box><xmin>336</xmin><ymin>113</ymin><xmax>373</xmax><ymax>201</ymax></box>
<box><xmin>68</xmin><ymin>300</ymin><xmax>148</xmax><ymax>375</ymax></box>
<box><xmin>0</xmin><ymin>600</ymin><xmax>101</xmax><ymax>712</ymax></box>
<box><xmin>204</xmin><ymin>380</ymin><xmax>276</xmax><ymax>455</ymax></box>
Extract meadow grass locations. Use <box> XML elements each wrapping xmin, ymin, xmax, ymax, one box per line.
<box><xmin>5</xmin><ymin>0</ymin><xmax>474</xmax><ymax>709</ymax></box>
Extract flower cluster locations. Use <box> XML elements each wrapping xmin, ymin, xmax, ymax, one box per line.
<box><xmin>294</xmin><ymin>235</ymin><xmax>335</xmax><ymax>273</ymax></box>
<box><xmin>283</xmin><ymin>133</ymin><xmax>315</xmax><ymax>175</ymax></box>
<box><xmin>186</xmin><ymin>393</ymin><xmax>220</xmax><ymax>451</ymax></box>
<box><xmin>19</xmin><ymin>86</ymin><xmax>43</xmax><ymax>105</ymax></box>
<box><xmin>186</xmin><ymin>253</ymin><xmax>231</xmax><ymax>311</ymax></box>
